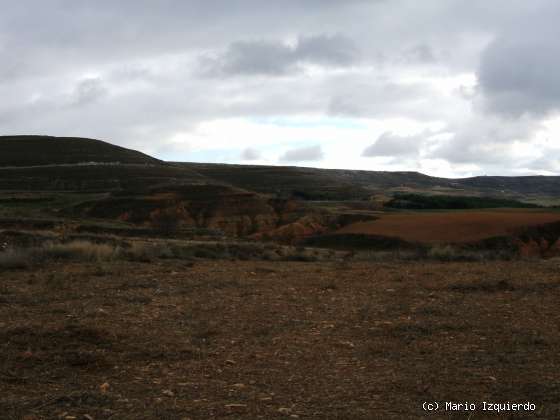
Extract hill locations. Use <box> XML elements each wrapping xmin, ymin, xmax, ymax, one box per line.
<box><xmin>176</xmin><ymin>163</ymin><xmax>453</xmax><ymax>200</ymax></box>
<box><xmin>456</xmin><ymin>175</ymin><xmax>560</xmax><ymax>196</ymax></box>
<box><xmin>0</xmin><ymin>136</ymin><xmax>207</xmax><ymax>192</ymax></box>
<box><xmin>177</xmin><ymin>162</ymin><xmax>560</xmax><ymax>200</ymax></box>
<box><xmin>0</xmin><ymin>164</ymin><xmax>206</xmax><ymax>192</ymax></box>
<box><xmin>3</xmin><ymin>136</ymin><xmax>560</xmax><ymax>201</ymax></box>
<box><xmin>0</xmin><ymin>135</ymin><xmax>161</xmax><ymax>167</ymax></box>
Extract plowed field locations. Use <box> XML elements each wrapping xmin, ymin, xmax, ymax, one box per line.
<box><xmin>336</xmin><ymin>210</ymin><xmax>560</xmax><ymax>243</ymax></box>
<box><xmin>2</xmin><ymin>259</ymin><xmax>560</xmax><ymax>418</ymax></box>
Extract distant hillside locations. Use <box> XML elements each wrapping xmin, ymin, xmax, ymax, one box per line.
<box><xmin>177</xmin><ymin>163</ymin><xmax>560</xmax><ymax>200</ymax></box>
<box><xmin>2</xmin><ymin>136</ymin><xmax>560</xmax><ymax>199</ymax></box>
<box><xmin>0</xmin><ymin>164</ymin><xmax>206</xmax><ymax>192</ymax></box>
<box><xmin>177</xmin><ymin>163</ymin><xmax>375</xmax><ymax>200</ymax></box>
<box><xmin>456</xmin><ymin>176</ymin><xmax>560</xmax><ymax>196</ymax></box>
<box><xmin>0</xmin><ymin>136</ymin><xmax>207</xmax><ymax>191</ymax></box>
<box><xmin>0</xmin><ymin>135</ymin><xmax>161</xmax><ymax>167</ymax></box>
<box><xmin>177</xmin><ymin>163</ymin><xmax>458</xmax><ymax>200</ymax></box>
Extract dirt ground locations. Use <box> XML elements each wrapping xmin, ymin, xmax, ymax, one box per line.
<box><xmin>337</xmin><ymin>210</ymin><xmax>560</xmax><ymax>243</ymax></box>
<box><xmin>1</xmin><ymin>258</ymin><xmax>560</xmax><ymax>419</ymax></box>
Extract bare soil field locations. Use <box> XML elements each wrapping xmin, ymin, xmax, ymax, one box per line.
<box><xmin>336</xmin><ymin>210</ymin><xmax>560</xmax><ymax>243</ymax></box>
<box><xmin>2</xmin><ymin>258</ymin><xmax>560</xmax><ymax>419</ymax></box>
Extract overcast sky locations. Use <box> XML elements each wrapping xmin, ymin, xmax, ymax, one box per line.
<box><xmin>1</xmin><ymin>1</ymin><xmax>559</xmax><ymax>177</ymax></box>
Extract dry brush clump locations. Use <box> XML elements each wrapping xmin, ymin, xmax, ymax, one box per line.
<box><xmin>0</xmin><ymin>234</ymin><xmax>329</xmax><ymax>268</ymax></box>
<box><xmin>121</xmin><ymin>241</ymin><xmax>175</xmax><ymax>262</ymax></box>
<box><xmin>427</xmin><ymin>245</ymin><xmax>478</xmax><ymax>261</ymax></box>
<box><xmin>350</xmin><ymin>244</ymin><xmax>518</xmax><ymax>262</ymax></box>
<box><xmin>41</xmin><ymin>240</ymin><xmax>118</xmax><ymax>261</ymax></box>
<box><xmin>0</xmin><ymin>238</ymin><xmax>521</xmax><ymax>269</ymax></box>
<box><xmin>0</xmin><ymin>240</ymin><xmax>121</xmax><ymax>269</ymax></box>
<box><xmin>0</xmin><ymin>239</ymin><xmax>277</xmax><ymax>268</ymax></box>
<box><xmin>427</xmin><ymin>244</ymin><xmax>517</xmax><ymax>262</ymax></box>
<box><xmin>0</xmin><ymin>247</ymin><xmax>32</xmax><ymax>269</ymax></box>
<box><xmin>149</xmin><ymin>207</ymin><xmax>182</xmax><ymax>236</ymax></box>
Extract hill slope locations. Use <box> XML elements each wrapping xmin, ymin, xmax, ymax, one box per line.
<box><xmin>177</xmin><ymin>163</ymin><xmax>455</xmax><ymax>200</ymax></box>
<box><xmin>2</xmin><ymin>136</ymin><xmax>560</xmax><ymax>199</ymax></box>
<box><xmin>0</xmin><ymin>135</ymin><xmax>161</xmax><ymax>167</ymax></box>
<box><xmin>178</xmin><ymin>162</ymin><xmax>560</xmax><ymax>199</ymax></box>
<box><xmin>0</xmin><ymin>164</ymin><xmax>206</xmax><ymax>192</ymax></box>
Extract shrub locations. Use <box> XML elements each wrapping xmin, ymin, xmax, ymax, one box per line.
<box><xmin>122</xmin><ymin>242</ymin><xmax>158</xmax><ymax>262</ymax></box>
<box><xmin>427</xmin><ymin>245</ymin><xmax>484</xmax><ymax>262</ymax></box>
<box><xmin>41</xmin><ymin>240</ymin><xmax>117</xmax><ymax>262</ymax></box>
<box><xmin>303</xmin><ymin>233</ymin><xmax>415</xmax><ymax>251</ymax></box>
<box><xmin>150</xmin><ymin>208</ymin><xmax>181</xmax><ymax>236</ymax></box>
<box><xmin>192</xmin><ymin>246</ymin><xmax>230</xmax><ymax>260</ymax></box>
<box><xmin>428</xmin><ymin>245</ymin><xmax>459</xmax><ymax>261</ymax></box>
<box><xmin>0</xmin><ymin>248</ymin><xmax>32</xmax><ymax>269</ymax></box>
<box><xmin>122</xmin><ymin>241</ymin><xmax>175</xmax><ymax>262</ymax></box>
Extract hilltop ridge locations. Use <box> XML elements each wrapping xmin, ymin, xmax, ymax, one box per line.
<box><xmin>177</xmin><ymin>162</ymin><xmax>560</xmax><ymax>199</ymax></box>
<box><xmin>0</xmin><ymin>135</ymin><xmax>161</xmax><ymax>167</ymax></box>
<box><xmin>2</xmin><ymin>135</ymin><xmax>560</xmax><ymax>199</ymax></box>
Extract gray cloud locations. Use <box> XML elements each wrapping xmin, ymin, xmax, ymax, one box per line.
<box><xmin>240</xmin><ymin>147</ymin><xmax>261</xmax><ymax>160</ymax></box>
<box><xmin>327</xmin><ymin>79</ymin><xmax>438</xmax><ymax>119</ymax></box>
<box><xmin>295</xmin><ymin>34</ymin><xmax>360</xmax><ymax>66</ymax></box>
<box><xmin>525</xmin><ymin>142</ymin><xmax>560</xmax><ymax>172</ymax></box>
<box><xmin>401</xmin><ymin>44</ymin><xmax>437</xmax><ymax>64</ymax></box>
<box><xmin>280</xmin><ymin>145</ymin><xmax>324</xmax><ymax>162</ymax></box>
<box><xmin>201</xmin><ymin>40</ymin><xmax>297</xmax><ymax>76</ymax></box>
<box><xmin>477</xmin><ymin>2</ymin><xmax>560</xmax><ymax>117</ymax></box>
<box><xmin>527</xmin><ymin>155</ymin><xmax>560</xmax><ymax>173</ymax></box>
<box><xmin>70</xmin><ymin>78</ymin><xmax>108</xmax><ymax>107</ymax></box>
<box><xmin>200</xmin><ymin>34</ymin><xmax>360</xmax><ymax>77</ymax></box>
<box><xmin>478</xmin><ymin>36</ymin><xmax>560</xmax><ymax>117</ymax></box>
<box><xmin>429</xmin><ymin>115</ymin><xmax>540</xmax><ymax>165</ymax></box>
<box><xmin>362</xmin><ymin>132</ymin><xmax>425</xmax><ymax>157</ymax></box>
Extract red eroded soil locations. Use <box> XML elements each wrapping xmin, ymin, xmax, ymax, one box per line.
<box><xmin>336</xmin><ymin>210</ymin><xmax>560</xmax><ymax>243</ymax></box>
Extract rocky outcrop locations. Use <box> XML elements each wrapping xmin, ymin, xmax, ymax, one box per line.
<box><xmin>515</xmin><ymin>237</ymin><xmax>560</xmax><ymax>258</ymax></box>
<box><xmin>511</xmin><ymin>221</ymin><xmax>560</xmax><ymax>258</ymax></box>
<box><xmin>74</xmin><ymin>184</ymin><xmax>280</xmax><ymax>237</ymax></box>
<box><xmin>253</xmin><ymin>214</ymin><xmax>331</xmax><ymax>244</ymax></box>
<box><xmin>71</xmin><ymin>184</ymin><xmax>383</xmax><ymax>241</ymax></box>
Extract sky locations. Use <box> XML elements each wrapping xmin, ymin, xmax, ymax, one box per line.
<box><xmin>1</xmin><ymin>0</ymin><xmax>560</xmax><ymax>178</ymax></box>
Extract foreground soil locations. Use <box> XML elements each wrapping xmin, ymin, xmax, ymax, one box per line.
<box><xmin>337</xmin><ymin>209</ymin><xmax>560</xmax><ymax>243</ymax></box>
<box><xmin>1</xmin><ymin>258</ymin><xmax>560</xmax><ymax>419</ymax></box>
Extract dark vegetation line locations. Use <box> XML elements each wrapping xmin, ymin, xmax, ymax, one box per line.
<box><xmin>385</xmin><ymin>193</ymin><xmax>542</xmax><ymax>210</ymax></box>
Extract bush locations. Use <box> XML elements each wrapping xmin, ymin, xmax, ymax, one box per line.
<box><xmin>356</xmin><ymin>250</ymin><xmax>419</xmax><ymax>262</ymax></box>
<box><xmin>303</xmin><ymin>233</ymin><xmax>415</xmax><ymax>251</ymax></box>
<box><xmin>123</xmin><ymin>241</ymin><xmax>174</xmax><ymax>262</ymax></box>
<box><xmin>192</xmin><ymin>246</ymin><xmax>230</xmax><ymax>260</ymax></box>
<box><xmin>41</xmin><ymin>240</ymin><xmax>118</xmax><ymax>262</ymax></box>
<box><xmin>0</xmin><ymin>248</ymin><xmax>32</xmax><ymax>269</ymax></box>
<box><xmin>150</xmin><ymin>208</ymin><xmax>181</xmax><ymax>236</ymax></box>
<box><xmin>427</xmin><ymin>245</ymin><xmax>485</xmax><ymax>262</ymax></box>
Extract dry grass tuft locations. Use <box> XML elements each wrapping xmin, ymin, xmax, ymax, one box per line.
<box><xmin>41</xmin><ymin>240</ymin><xmax>118</xmax><ymax>262</ymax></box>
<box><xmin>123</xmin><ymin>241</ymin><xmax>174</xmax><ymax>262</ymax></box>
<box><xmin>427</xmin><ymin>245</ymin><xmax>469</xmax><ymax>261</ymax></box>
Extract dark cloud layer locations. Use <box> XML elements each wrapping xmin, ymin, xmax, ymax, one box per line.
<box><xmin>478</xmin><ymin>24</ymin><xmax>560</xmax><ymax>117</ymax></box>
